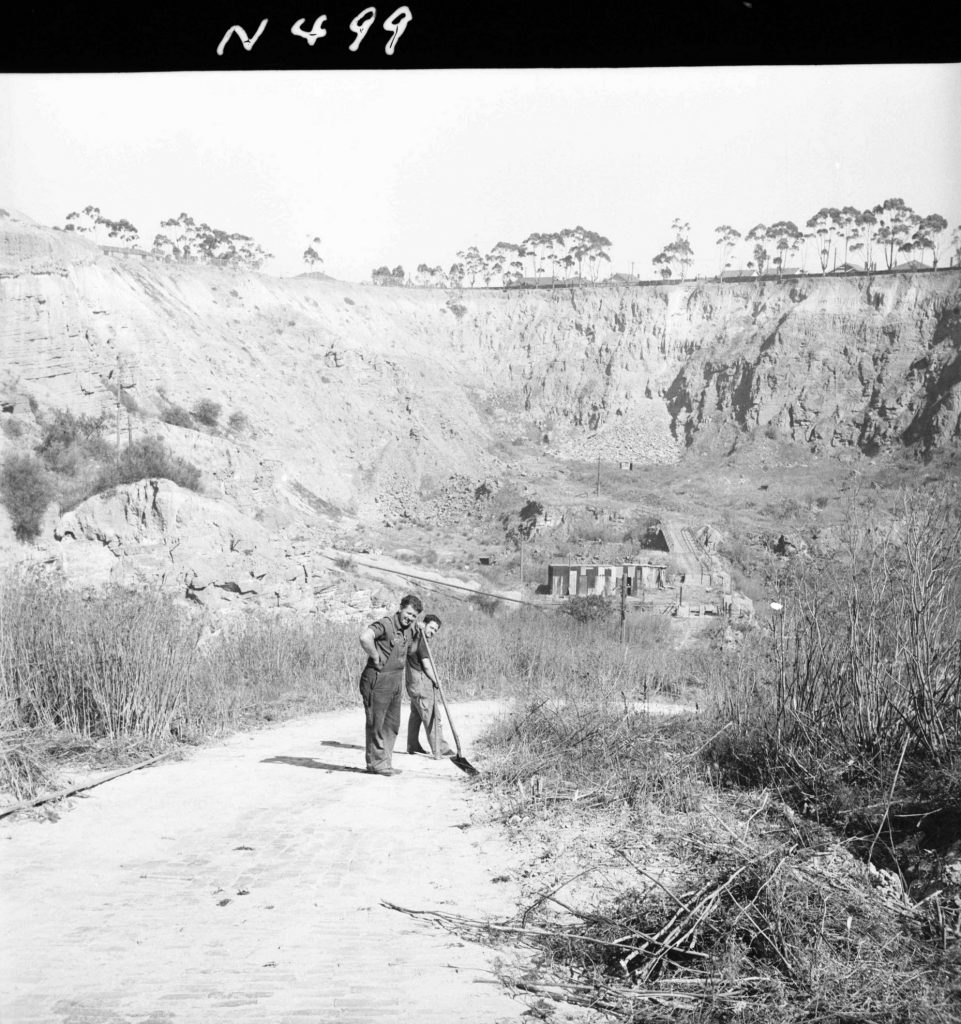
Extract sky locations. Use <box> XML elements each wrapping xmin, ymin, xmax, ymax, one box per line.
<box><xmin>1</xmin><ymin>65</ymin><xmax>960</xmax><ymax>282</ymax></box>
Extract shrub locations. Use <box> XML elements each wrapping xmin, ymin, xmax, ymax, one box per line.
<box><xmin>0</xmin><ymin>452</ymin><xmax>55</xmax><ymax>540</ymax></box>
<box><xmin>227</xmin><ymin>410</ymin><xmax>249</xmax><ymax>433</ymax></box>
<box><xmin>192</xmin><ymin>399</ymin><xmax>222</xmax><ymax>428</ymax></box>
<box><xmin>36</xmin><ymin>408</ymin><xmax>111</xmax><ymax>473</ymax></box>
<box><xmin>161</xmin><ymin>404</ymin><xmax>193</xmax><ymax>428</ymax></box>
<box><xmin>1</xmin><ymin>418</ymin><xmax>23</xmax><ymax>439</ymax></box>
<box><xmin>561</xmin><ymin>594</ymin><xmax>613</xmax><ymax>622</ymax></box>
<box><xmin>37</xmin><ymin>408</ymin><xmax>107</xmax><ymax>453</ymax></box>
<box><xmin>94</xmin><ymin>436</ymin><xmax>201</xmax><ymax>493</ymax></box>
<box><xmin>708</xmin><ymin>487</ymin><xmax>961</xmax><ymax>812</ymax></box>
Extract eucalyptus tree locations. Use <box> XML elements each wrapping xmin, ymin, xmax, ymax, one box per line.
<box><xmin>805</xmin><ymin>208</ymin><xmax>842</xmax><ymax>273</ymax></box>
<box><xmin>745</xmin><ymin>224</ymin><xmax>771</xmax><ymax>276</ymax></box>
<box><xmin>562</xmin><ymin>225</ymin><xmax>591</xmax><ymax>281</ymax></box>
<box><xmin>714</xmin><ymin>224</ymin><xmax>742</xmax><ymax>274</ymax></box>
<box><xmin>457</xmin><ymin>246</ymin><xmax>484</xmax><ymax>287</ymax></box>
<box><xmin>913</xmin><ymin>214</ymin><xmax>949</xmax><ymax>268</ymax></box>
<box><xmin>871</xmin><ymin>197</ymin><xmax>919</xmax><ymax>270</ymax></box>
<box><xmin>554</xmin><ymin>225</ymin><xmax>610</xmax><ymax>283</ymax></box>
<box><xmin>104</xmin><ymin>218</ymin><xmax>140</xmax><ymax>248</ymax></box>
<box><xmin>303</xmin><ymin>236</ymin><xmax>323</xmax><ymax>270</ymax></box>
<box><xmin>837</xmin><ymin>206</ymin><xmax>863</xmax><ymax>267</ymax></box>
<box><xmin>848</xmin><ymin>209</ymin><xmax>877</xmax><ymax>271</ymax></box>
<box><xmin>652</xmin><ymin>251</ymin><xmax>673</xmax><ymax>280</ymax></box>
<box><xmin>151</xmin><ymin>233</ymin><xmax>176</xmax><ymax>259</ymax></box>
<box><xmin>767</xmin><ymin>221</ymin><xmax>802</xmax><ymax>277</ymax></box>
<box><xmin>522</xmin><ymin>232</ymin><xmax>548</xmax><ymax>284</ymax></box>
<box><xmin>652</xmin><ymin>220</ymin><xmax>693</xmax><ymax>281</ymax></box>
<box><xmin>161</xmin><ymin>212</ymin><xmax>199</xmax><ymax>260</ymax></box>
<box><xmin>231</xmin><ymin>234</ymin><xmax>272</xmax><ymax>270</ymax></box>
<box><xmin>64</xmin><ymin>205</ymin><xmax>102</xmax><ymax>236</ymax></box>
<box><xmin>587</xmin><ymin>247</ymin><xmax>611</xmax><ymax>284</ymax></box>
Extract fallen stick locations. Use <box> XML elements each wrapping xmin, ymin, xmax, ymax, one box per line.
<box><xmin>0</xmin><ymin>751</ymin><xmax>175</xmax><ymax>819</ymax></box>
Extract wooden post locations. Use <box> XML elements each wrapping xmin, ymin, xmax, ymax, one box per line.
<box><xmin>115</xmin><ymin>358</ymin><xmax>121</xmax><ymax>466</ymax></box>
<box><xmin>620</xmin><ymin>571</ymin><xmax>626</xmax><ymax>644</ymax></box>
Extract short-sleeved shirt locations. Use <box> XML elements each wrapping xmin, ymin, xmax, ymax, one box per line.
<box><xmin>366</xmin><ymin>613</ymin><xmax>415</xmax><ymax>673</ymax></box>
<box><xmin>407</xmin><ymin>633</ymin><xmax>430</xmax><ymax>675</ymax></box>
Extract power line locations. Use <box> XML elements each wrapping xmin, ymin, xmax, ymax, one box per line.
<box><xmin>318</xmin><ymin>552</ymin><xmax>552</xmax><ymax>612</ymax></box>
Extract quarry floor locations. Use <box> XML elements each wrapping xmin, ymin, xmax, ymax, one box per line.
<box><xmin>0</xmin><ymin>701</ymin><xmax>535</xmax><ymax>1024</ymax></box>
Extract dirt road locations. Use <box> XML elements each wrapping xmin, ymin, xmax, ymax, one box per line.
<box><xmin>0</xmin><ymin>701</ymin><xmax>528</xmax><ymax>1024</ymax></box>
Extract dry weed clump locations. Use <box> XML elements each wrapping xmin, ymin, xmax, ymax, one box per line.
<box><xmin>511</xmin><ymin>814</ymin><xmax>959</xmax><ymax>1023</ymax></box>
<box><xmin>429</xmin><ymin>601</ymin><xmax>688</xmax><ymax>703</ymax></box>
<box><xmin>706</xmin><ymin>488</ymin><xmax>961</xmax><ymax>857</ymax></box>
<box><xmin>478</xmin><ymin>696</ymin><xmax>706</xmax><ymax>817</ymax></box>
<box><xmin>454</xmin><ymin>712</ymin><xmax>960</xmax><ymax>1024</ymax></box>
<box><xmin>190</xmin><ymin>612</ymin><xmax>358</xmax><ymax>734</ymax></box>
<box><xmin>0</xmin><ymin>730</ymin><xmax>54</xmax><ymax>801</ymax></box>
<box><xmin>1</xmin><ymin>579</ymin><xmax>200</xmax><ymax>744</ymax></box>
<box><xmin>0</xmin><ymin>578</ymin><xmax>364</xmax><ymax>798</ymax></box>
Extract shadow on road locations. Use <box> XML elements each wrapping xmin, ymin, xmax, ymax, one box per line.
<box><xmin>262</xmin><ymin>756</ymin><xmax>369</xmax><ymax>774</ymax></box>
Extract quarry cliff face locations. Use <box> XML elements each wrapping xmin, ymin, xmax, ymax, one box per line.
<box><xmin>2</xmin><ymin>208</ymin><xmax>960</xmax><ymax>529</ymax></box>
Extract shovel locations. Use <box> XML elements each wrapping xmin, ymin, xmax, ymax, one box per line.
<box><xmin>422</xmin><ymin>635</ymin><xmax>480</xmax><ymax>776</ymax></box>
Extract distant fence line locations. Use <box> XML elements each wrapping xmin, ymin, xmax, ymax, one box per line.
<box><xmin>96</xmin><ymin>244</ymin><xmax>959</xmax><ymax>287</ymax></box>
<box><xmin>384</xmin><ymin>264</ymin><xmax>960</xmax><ymax>293</ymax></box>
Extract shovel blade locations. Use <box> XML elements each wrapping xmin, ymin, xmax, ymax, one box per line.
<box><xmin>450</xmin><ymin>754</ymin><xmax>480</xmax><ymax>776</ymax></box>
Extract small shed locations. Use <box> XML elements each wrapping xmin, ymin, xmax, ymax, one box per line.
<box><xmin>547</xmin><ymin>561</ymin><xmax>667</xmax><ymax>598</ymax></box>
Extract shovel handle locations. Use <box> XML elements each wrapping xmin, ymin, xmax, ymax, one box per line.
<box><xmin>421</xmin><ymin>634</ymin><xmax>463</xmax><ymax>758</ymax></box>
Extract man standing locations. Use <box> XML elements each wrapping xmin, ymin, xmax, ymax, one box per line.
<box><xmin>405</xmin><ymin>614</ymin><xmax>456</xmax><ymax>759</ymax></box>
<box><xmin>358</xmin><ymin>594</ymin><xmax>423</xmax><ymax>776</ymax></box>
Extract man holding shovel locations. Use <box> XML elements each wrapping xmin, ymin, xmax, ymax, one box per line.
<box><xmin>405</xmin><ymin>614</ymin><xmax>455</xmax><ymax>759</ymax></box>
<box><xmin>358</xmin><ymin>594</ymin><xmax>423</xmax><ymax>776</ymax></box>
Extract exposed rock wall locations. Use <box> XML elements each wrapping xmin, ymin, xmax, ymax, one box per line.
<box><xmin>2</xmin><ymin>210</ymin><xmax>959</xmax><ymax>533</ymax></box>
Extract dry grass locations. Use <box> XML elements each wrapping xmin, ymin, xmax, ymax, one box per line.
<box><xmin>460</xmin><ymin>491</ymin><xmax>961</xmax><ymax>1022</ymax></box>
<box><xmin>0</xmin><ymin>578</ymin><xmax>361</xmax><ymax>798</ymax></box>
<box><xmin>467</xmin><ymin>698</ymin><xmax>960</xmax><ymax>1023</ymax></box>
<box><xmin>706</xmin><ymin>487</ymin><xmax>961</xmax><ymax>841</ymax></box>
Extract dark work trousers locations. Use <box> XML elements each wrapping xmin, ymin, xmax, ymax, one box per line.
<box><xmin>406</xmin><ymin>670</ymin><xmax>454</xmax><ymax>757</ymax></box>
<box><xmin>359</xmin><ymin>664</ymin><xmax>405</xmax><ymax>772</ymax></box>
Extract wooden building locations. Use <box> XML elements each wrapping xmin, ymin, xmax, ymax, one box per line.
<box><xmin>547</xmin><ymin>561</ymin><xmax>667</xmax><ymax>598</ymax></box>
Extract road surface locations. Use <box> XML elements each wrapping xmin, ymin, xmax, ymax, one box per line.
<box><xmin>0</xmin><ymin>701</ymin><xmax>529</xmax><ymax>1024</ymax></box>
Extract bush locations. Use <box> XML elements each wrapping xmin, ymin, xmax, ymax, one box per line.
<box><xmin>227</xmin><ymin>410</ymin><xmax>249</xmax><ymax>433</ymax></box>
<box><xmin>708</xmin><ymin>488</ymin><xmax>961</xmax><ymax>815</ymax></box>
<box><xmin>161</xmin><ymin>404</ymin><xmax>193</xmax><ymax>429</ymax></box>
<box><xmin>36</xmin><ymin>408</ymin><xmax>111</xmax><ymax>474</ymax></box>
<box><xmin>561</xmin><ymin>594</ymin><xmax>613</xmax><ymax>622</ymax></box>
<box><xmin>1</xmin><ymin>418</ymin><xmax>24</xmax><ymax>439</ymax></box>
<box><xmin>94</xmin><ymin>436</ymin><xmax>201</xmax><ymax>493</ymax></box>
<box><xmin>192</xmin><ymin>399</ymin><xmax>222</xmax><ymax>428</ymax></box>
<box><xmin>0</xmin><ymin>453</ymin><xmax>55</xmax><ymax>540</ymax></box>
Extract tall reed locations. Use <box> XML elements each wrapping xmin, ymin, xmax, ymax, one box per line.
<box><xmin>708</xmin><ymin>487</ymin><xmax>961</xmax><ymax>798</ymax></box>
